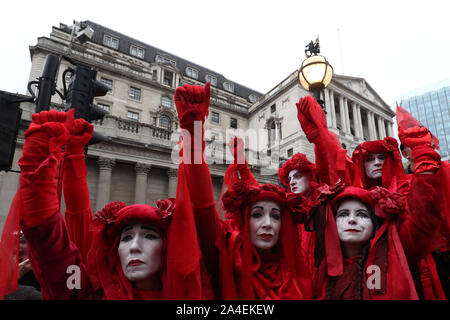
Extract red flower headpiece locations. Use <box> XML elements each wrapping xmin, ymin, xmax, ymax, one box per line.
<box><xmin>154</xmin><ymin>198</ymin><xmax>176</xmax><ymax>219</ymax></box>
<box><xmin>278</xmin><ymin>153</ymin><xmax>316</xmax><ymax>187</ymax></box>
<box><xmin>222</xmin><ymin>181</ymin><xmax>286</xmax><ymax>221</ymax></box>
<box><xmin>370</xmin><ymin>187</ymin><xmax>406</xmax><ymax>219</ymax></box>
<box><xmin>95</xmin><ymin>201</ymin><xmax>127</xmax><ymax>226</ymax></box>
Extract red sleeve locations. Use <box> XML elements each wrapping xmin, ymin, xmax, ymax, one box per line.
<box><xmin>183</xmin><ymin>161</ymin><xmax>222</xmax><ymax>277</ymax></box>
<box><xmin>398</xmin><ymin>173</ymin><xmax>447</xmax><ymax>265</ymax></box>
<box><xmin>62</xmin><ymin>154</ymin><xmax>94</xmax><ymax>261</ymax></box>
<box><xmin>237</xmin><ymin>161</ymin><xmax>258</xmax><ymax>186</ymax></box>
<box><xmin>23</xmin><ymin>211</ymin><xmax>89</xmax><ymax>300</ymax></box>
<box><xmin>313</xmin><ymin>129</ymin><xmax>360</xmax><ymax>186</ymax></box>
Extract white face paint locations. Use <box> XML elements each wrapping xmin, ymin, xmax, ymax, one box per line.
<box><xmin>288</xmin><ymin>169</ymin><xmax>309</xmax><ymax>194</ymax></box>
<box><xmin>335</xmin><ymin>199</ymin><xmax>374</xmax><ymax>253</ymax></box>
<box><xmin>118</xmin><ymin>224</ymin><xmax>163</xmax><ymax>289</ymax></box>
<box><xmin>364</xmin><ymin>153</ymin><xmax>385</xmax><ymax>179</ymax></box>
<box><xmin>249</xmin><ymin>201</ymin><xmax>282</xmax><ymax>252</ymax></box>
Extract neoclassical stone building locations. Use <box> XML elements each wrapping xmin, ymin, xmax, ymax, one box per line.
<box><xmin>0</xmin><ymin>20</ymin><xmax>395</xmax><ymax>229</ymax></box>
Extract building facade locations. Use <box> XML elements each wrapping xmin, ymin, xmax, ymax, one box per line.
<box><xmin>0</xmin><ymin>20</ymin><xmax>395</xmax><ymax>229</ymax></box>
<box><xmin>399</xmin><ymin>79</ymin><xmax>450</xmax><ymax>161</ymax></box>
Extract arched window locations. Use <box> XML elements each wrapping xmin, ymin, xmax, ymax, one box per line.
<box><xmin>160</xmin><ymin>115</ymin><xmax>171</xmax><ymax>130</ymax></box>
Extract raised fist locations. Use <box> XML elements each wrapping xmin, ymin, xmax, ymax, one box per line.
<box><xmin>296</xmin><ymin>95</ymin><xmax>327</xmax><ymax>142</ymax></box>
<box><xmin>174</xmin><ymin>82</ymin><xmax>211</xmax><ymax>131</ymax></box>
<box><xmin>64</xmin><ymin>109</ymin><xmax>94</xmax><ymax>155</ymax></box>
<box><xmin>398</xmin><ymin>126</ymin><xmax>432</xmax><ymax>149</ymax></box>
<box><xmin>24</xmin><ymin>109</ymin><xmax>71</xmax><ymax>157</ymax></box>
<box><xmin>228</xmin><ymin>137</ymin><xmax>245</xmax><ymax>164</ymax></box>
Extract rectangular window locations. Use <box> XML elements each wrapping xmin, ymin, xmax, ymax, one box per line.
<box><xmin>161</xmin><ymin>96</ymin><xmax>172</xmax><ymax>108</ymax></box>
<box><xmin>186</xmin><ymin>67</ymin><xmax>199</xmax><ymax>79</ymax></box>
<box><xmin>270</xmin><ymin>104</ymin><xmax>276</xmax><ymax>113</ymax></box>
<box><xmin>163</xmin><ymin>70</ymin><xmax>173</xmax><ymax>86</ymax></box>
<box><xmin>224</xmin><ymin>82</ymin><xmax>234</xmax><ymax>93</ymax></box>
<box><xmin>100</xmin><ymin>77</ymin><xmax>113</xmax><ymax>92</ymax></box>
<box><xmin>129</xmin><ymin>86</ymin><xmax>141</xmax><ymax>101</ymax></box>
<box><xmin>287</xmin><ymin>148</ymin><xmax>293</xmax><ymax>158</ymax></box>
<box><xmin>127</xmin><ymin>110</ymin><xmax>139</xmax><ymax>121</ymax></box>
<box><xmin>211</xmin><ymin>111</ymin><xmax>220</xmax><ymax>123</ymax></box>
<box><xmin>97</xmin><ymin>103</ymin><xmax>110</xmax><ymax>112</ymax></box>
<box><xmin>205</xmin><ymin>74</ymin><xmax>217</xmax><ymax>86</ymax></box>
<box><xmin>230</xmin><ymin>117</ymin><xmax>237</xmax><ymax>129</ymax></box>
<box><xmin>130</xmin><ymin>45</ymin><xmax>145</xmax><ymax>58</ymax></box>
<box><xmin>103</xmin><ymin>34</ymin><xmax>119</xmax><ymax>49</ymax></box>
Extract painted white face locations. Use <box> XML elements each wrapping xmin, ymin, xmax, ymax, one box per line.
<box><xmin>335</xmin><ymin>199</ymin><xmax>373</xmax><ymax>246</ymax></box>
<box><xmin>249</xmin><ymin>201</ymin><xmax>281</xmax><ymax>252</ymax></box>
<box><xmin>288</xmin><ymin>169</ymin><xmax>309</xmax><ymax>194</ymax></box>
<box><xmin>364</xmin><ymin>153</ymin><xmax>385</xmax><ymax>179</ymax></box>
<box><xmin>118</xmin><ymin>224</ymin><xmax>163</xmax><ymax>288</ymax></box>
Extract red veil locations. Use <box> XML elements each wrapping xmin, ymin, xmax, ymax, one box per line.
<box><xmin>218</xmin><ymin>182</ymin><xmax>312</xmax><ymax>299</ymax></box>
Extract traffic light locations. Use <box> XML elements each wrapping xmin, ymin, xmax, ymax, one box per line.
<box><xmin>65</xmin><ymin>63</ymin><xmax>110</xmax><ymax>144</ymax></box>
<box><xmin>0</xmin><ymin>91</ymin><xmax>24</xmax><ymax>171</ymax></box>
<box><xmin>65</xmin><ymin>63</ymin><xmax>109</xmax><ymax>121</ymax></box>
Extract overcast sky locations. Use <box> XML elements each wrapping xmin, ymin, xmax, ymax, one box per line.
<box><xmin>1</xmin><ymin>0</ymin><xmax>449</xmax><ymax>109</ymax></box>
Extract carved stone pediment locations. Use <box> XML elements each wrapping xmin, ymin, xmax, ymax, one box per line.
<box><xmin>334</xmin><ymin>76</ymin><xmax>390</xmax><ymax>112</ymax></box>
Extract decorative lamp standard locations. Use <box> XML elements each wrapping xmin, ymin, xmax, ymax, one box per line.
<box><xmin>298</xmin><ymin>37</ymin><xmax>333</xmax><ymax>110</ymax></box>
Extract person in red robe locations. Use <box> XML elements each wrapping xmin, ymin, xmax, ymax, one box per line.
<box><xmin>297</xmin><ymin>95</ymin><xmax>448</xmax><ymax>299</ymax></box>
<box><xmin>174</xmin><ymin>82</ymin><xmax>312</xmax><ymax>300</ymax></box>
<box><xmin>0</xmin><ymin>109</ymin><xmax>212</xmax><ymax>300</ymax></box>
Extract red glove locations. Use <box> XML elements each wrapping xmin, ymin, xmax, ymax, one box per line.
<box><xmin>228</xmin><ymin>137</ymin><xmax>246</xmax><ymax>165</ymax></box>
<box><xmin>64</xmin><ymin>110</ymin><xmax>94</xmax><ymax>155</ymax></box>
<box><xmin>18</xmin><ymin>110</ymin><xmax>71</xmax><ymax>228</ymax></box>
<box><xmin>398</xmin><ymin>126</ymin><xmax>432</xmax><ymax>149</ymax></box>
<box><xmin>63</xmin><ymin>117</ymin><xmax>93</xmax><ymax>213</ymax></box>
<box><xmin>399</xmin><ymin>126</ymin><xmax>440</xmax><ymax>173</ymax></box>
<box><xmin>296</xmin><ymin>95</ymin><xmax>327</xmax><ymax>142</ymax></box>
<box><xmin>174</xmin><ymin>82</ymin><xmax>211</xmax><ymax>133</ymax></box>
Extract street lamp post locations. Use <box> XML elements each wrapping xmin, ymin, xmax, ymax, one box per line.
<box><xmin>298</xmin><ymin>37</ymin><xmax>333</xmax><ymax>110</ymax></box>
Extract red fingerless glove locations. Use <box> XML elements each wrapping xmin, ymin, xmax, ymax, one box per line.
<box><xmin>18</xmin><ymin>110</ymin><xmax>70</xmax><ymax>228</ymax></box>
<box><xmin>296</xmin><ymin>95</ymin><xmax>327</xmax><ymax>142</ymax></box>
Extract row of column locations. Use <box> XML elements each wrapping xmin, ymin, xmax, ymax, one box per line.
<box><xmin>95</xmin><ymin>157</ymin><xmax>179</xmax><ymax>212</ymax></box>
<box><xmin>323</xmin><ymin>89</ymin><xmax>394</xmax><ymax>141</ymax></box>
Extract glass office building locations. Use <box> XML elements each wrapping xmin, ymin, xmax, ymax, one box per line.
<box><xmin>399</xmin><ymin>79</ymin><xmax>450</xmax><ymax>161</ymax></box>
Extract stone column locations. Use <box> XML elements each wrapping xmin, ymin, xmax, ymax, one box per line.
<box><xmin>353</xmin><ymin>103</ymin><xmax>361</xmax><ymax>139</ymax></box>
<box><xmin>167</xmin><ymin>168</ymin><xmax>178</xmax><ymax>198</ymax></box>
<box><xmin>357</xmin><ymin>105</ymin><xmax>364</xmax><ymax>139</ymax></box>
<box><xmin>367</xmin><ymin>112</ymin><xmax>375</xmax><ymax>140</ymax></box>
<box><xmin>96</xmin><ymin>157</ymin><xmax>116</xmax><ymax>212</ymax></box>
<box><xmin>324</xmin><ymin>89</ymin><xmax>332</xmax><ymax>127</ymax></box>
<box><xmin>329</xmin><ymin>90</ymin><xmax>337</xmax><ymax>128</ymax></box>
<box><xmin>387</xmin><ymin>122</ymin><xmax>394</xmax><ymax>137</ymax></box>
<box><xmin>377</xmin><ymin>117</ymin><xmax>386</xmax><ymax>140</ymax></box>
<box><xmin>344</xmin><ymin>98</ymin><xmax>351</xmax><ymax>135</ymax></box>
<box><xmin>134</xmin><ymin>163</ymin><xmax>151</xmax><ymax>204</ymax></box>
<box><xmin>338</xmin><ymin>95</ymin><xmax>346</xmax><ymax>132</ymax></box>
<box><xmin>371</xmin><ymin>113</ymin><xmax>378</xmax><ymax>140</ymax></box>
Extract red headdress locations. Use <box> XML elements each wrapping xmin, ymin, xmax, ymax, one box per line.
<box><xmin>219</xmin><ymin>181</ymin><xmax>312</xmax><ymax>299</ymax></box>
<box><xmin>352</xmin><ymin>137</ymin><xmax>406</xmax><ymax>191</ymax></box>
<box><xmin>278</xmin><ymin>152</ymin><xmax>318</xmax><ymax>193</ymax></box>
<box><xmin>86</xmin><ymin>200</ymin><xmax>175</xmax><ymax>300</ymax></box>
